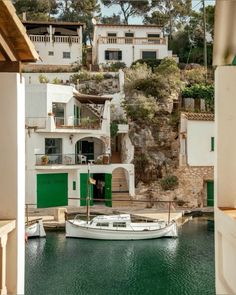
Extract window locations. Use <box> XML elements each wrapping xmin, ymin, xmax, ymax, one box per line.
<box><xmin>96</xmin><ymin>223</ymin><xmax>109</xmax><ymax>227</ymax></box>
<box><xmin>105</xmin><ymin>50</ymin><xmax>122</xmax><ymax>61</ymax></box>
<box><xmin>113</xmin><ymin>222</ymin><xmax>126</xmax><ymax>228</ymax></box>
<box><xmin>125</xmin><ymin>32</ymin><xmax>134</xmax><ymax>44</ymax></box>
<box><xmin>48</xmin><ymin>51</ymin><xmax>54</xmax><ymax>56</ymax></box>
<box><xmin>142</xmin><ymin>51</ymin><xmax>157</xmax><ymax>59</ymax></box>
<box><xmin>211</xmin><ymin>137</ymin><xmax>214</xmax><ymax>151</ymax></box>
<box><xmin>45</xmin><ymin>138</ymin><xmax>62</xmax><ymax>155</ymax></box>
<box><xmin>63</xmin><ymin>52</ymin><xmax>71</xmax><ymax>59</ymax></box>
<box><xmin>73</xmin><ymin>181</ymin><xmax>76</xmax><ymax>190</ymax></box>
<box><xmin>147</xmin><ymin>33</ymin><xmax>160</xmax><ymax>44</ymax></box>
<box><xmin>107</xmin><ymin>33</ymin><xmax>117</xmax><ymax>44</ymax></box>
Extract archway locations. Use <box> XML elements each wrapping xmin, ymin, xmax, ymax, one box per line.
<box><xmin>75</xmin><ymin>136</ymin><xmax>105</xmax><ymax>164</ymax></box>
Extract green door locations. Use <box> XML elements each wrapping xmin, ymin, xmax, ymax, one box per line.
<box><xmin>80</xmin><ymin>173</ymin><xmax>94</xmax><ymax>206</ymax></box>
<box><xmin>105</xmin><ymin>174</ymin><xmax>112</xmax><ymax>207</ymax></box>
<box><xmin>207</xmin><ymin>181</ymin><xmax>214</xmax><ymax>206</ymax></box>
<box><xmin>37</xmin><ymin>173</ymin><xmax>68</xmax><ymax>208</ymax></box>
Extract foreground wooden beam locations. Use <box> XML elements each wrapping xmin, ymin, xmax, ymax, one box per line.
<box><xmin>0</xmin><ymin>62</ymin><xmax>21</xmax><ymax>73</ymax></box>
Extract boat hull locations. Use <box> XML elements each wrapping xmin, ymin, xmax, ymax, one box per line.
<box><xmin>26</xmin><ymin>220</ymin><xmax>46</xmax><ymax>238</ymax></box>
<box><xmin>66</xmin><ymin>221</ymin><xmax>177</xmax><ymax>240</ymax></box>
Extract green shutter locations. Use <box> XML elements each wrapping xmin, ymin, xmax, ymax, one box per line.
<box><xmin>37</xmin><ymin>173</ymin><xmax>68</xmax><ymax>208</ymax></box>
<box><xmin>207</xmin><ymin>181</ymin><xmax>214</xmax><ymax>206</ymax></box>
<box><xmin>80</xmin><ymin>173</ymin><xmax>93</xmax><ymax>206</ymax></box>
<box><xmin>105</xmin><ymin>174</ymin><xmax>112</xmax><ymax>207</ymax></box>
<box><xmin>211</xmin><ymin>137</ymin><xmax>214</xmax><ymax>151</ymax></box>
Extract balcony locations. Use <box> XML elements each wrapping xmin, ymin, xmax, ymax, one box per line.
<box><xmin>54</xmin><ymin>117</ymin><xmax>101</xmax><ymax>130</ymax></box>
<box><xmin>98</xmin><ymin>36</ymin><xmax>167</xmax><ymax>45</ymax></box>
<box><xmin>29</xmin><ymin>35</ymin><xmax>80</xmax><ymax>44</ymax></box>
<box><xmin>25</xmin><ymin>116</ymin><xmax>101</xmax><ymax>131</ymax></box>
<box><xmin>36</xmin><ymin>154</ymin><xmax>110</xmax><ymax>166</ymax></box>
<box><xmin>0</xmin><ymin>220</ymin><xmax>16</xmax><ymax>295</ymax></box>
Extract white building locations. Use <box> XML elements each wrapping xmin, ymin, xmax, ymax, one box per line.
<box><xmin>0</xmin><ymin>1</ymin><xmax>39</xmax><ymax>294</ymax></box>
<box><xmin>93</xmin><ymin>24</ymin><xmax>175</xmax><ymax>67</ymax></box>
<box><xmin>25</xmin><ymin>84</ymin><xmax>135</xmax><ymax>209</ymax></box>
<box><xmin>213</xmin><ymin>1</ymin><xmax>236</xmax><ymax>293</ymax></box>
<box><xmin>179</xmin><ymin>112</ymin><xmax>214</xmax><ymax>207</ymax></box>
<box><xmin>179</xmin><ymin>112</ymin><xmax>215</xmax><ymax>167</ymax></box>
<box><xmin>23</xmin><ymin>21</ymin><xmax>83</xmax><ymax>66</ymax></box>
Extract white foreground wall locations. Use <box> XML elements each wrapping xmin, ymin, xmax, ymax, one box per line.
<box><xmin>0</xmin><ymin>73</ymin><xmax>25</xmax><ymax>294</ymax></box>
<box><xmin>215</xmin><ymin>66</ymin><xmax>236</xmax><ymax>294</ymax></box>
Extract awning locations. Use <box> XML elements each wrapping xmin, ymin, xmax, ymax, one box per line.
<box><xmin>74</xmin><ymin>92</ymin><xmax>112</xmax><ymax>104</ymax></box>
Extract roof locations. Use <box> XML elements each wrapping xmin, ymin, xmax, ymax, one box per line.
<box><xmin>213</xmin><ymin>0</ymin><xmax>236</xmax><ymax>65</ymax></box>
<box><xmin>74</xmin><ymin>92</ymin><xmax>112</xmax><ymax>104</ymax></box>
<box><xmin>96</xmin><ymin>24</ymin><xmax>162</xmax><ymax>29</ymax></box>
<box><xmin>0</xmin><ymin>0</ymin><xmax>39</xmax><ymax>63</ymax></box>
<box><xmin>23</xmin><ymin>20</ymin><xmax>84</xmax><ymax>28</ymax></box>
<box><xmin>182</xmin><ymin>112</ymin><xmax>215</xmax><ymax>121</ymax></box>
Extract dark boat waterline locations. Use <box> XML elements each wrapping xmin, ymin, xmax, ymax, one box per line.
<box><xmin>25</xmin><ymin>218</ymin><xmax>215</xmax><ymax>295</ymax></box>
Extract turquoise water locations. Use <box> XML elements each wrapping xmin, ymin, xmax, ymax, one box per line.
<box><xmin>25</xmin><ymin>218</ymin><xmax>215</xmax><ymax>295</ymax></box>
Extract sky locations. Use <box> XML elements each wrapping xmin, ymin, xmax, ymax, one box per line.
<box><xmin>99</xmin><ymin>0</ymin><xmax>216</xmax><ymax>24</ymax></box>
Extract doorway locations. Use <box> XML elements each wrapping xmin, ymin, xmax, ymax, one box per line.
<box><xmin>93</xmin><ymin>174</ymin><xmax>105</xmax><ymax>204</ymax></box>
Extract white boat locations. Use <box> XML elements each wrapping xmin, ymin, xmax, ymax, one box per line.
<box><xmin>25</xmin><ymin>219</ymin><xmax>46</xmax><ymax>238</ymax></box>
<box><xmin>66</xmin><ymin>214</ymin><xmax>178</xmax><ymax>240</ymax></box>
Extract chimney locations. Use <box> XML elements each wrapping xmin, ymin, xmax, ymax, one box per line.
<box><xmin>22</xmin><ymin>12</ymin><xmax>26</xmax><ymax>21</ymax></box>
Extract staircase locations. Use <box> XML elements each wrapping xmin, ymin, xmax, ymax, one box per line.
<box><xmin>112</xmin><ymin>167</ymin><xmax>132</xmax><ymax>207</ymax></box>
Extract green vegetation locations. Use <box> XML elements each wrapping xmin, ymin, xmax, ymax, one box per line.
<box><xmin>110</xmin><ymin>122</ymin><xmax>119</xmax><ymax>138</ymax></box>
<box><xmin>182</xmin><ymin>84</ymin><xmax>214</xmax><ymax>112</ymax></box>
<box><xmin>131</xmin><ymin>59</ymin><xmax>161</xmax><ymax>71</ymax></box>
<box><xmin>160</xmin><ymin>175</ymin><xmax>179</xmax><ymax>191</ymax></box>
<box><xmin>38</xmin><ymin>74</ymin><xmax>49</xmax><ymax>83</ymax></box>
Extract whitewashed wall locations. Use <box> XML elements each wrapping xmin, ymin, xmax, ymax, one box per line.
<box><xmin>94</xmin><ymin>25</ymin><xmax>171</xmax><ymax>66</ymax></box>
<box><xmin>187</xmin><ymin>120</ymin><xmax>215</xmax><ymax>166</ymax></box>
<box><xmin>32</xmin><ymin>42</ymin><xmax>82</xmax><ymax>65</ymax></box>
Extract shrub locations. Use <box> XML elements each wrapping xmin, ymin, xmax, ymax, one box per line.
<box><xmin>94</xmin><ymin>73</ymin><xmax>104</xmax><ymax>82</ymax></box>
<box><xmin>110</xmin><ymin>122</ymin><xmax>119</xmax><ymax>138</ymax></box>
<box><xmin>110</xmin><ymin>62</ymin><xmax>126</xmax><ymax>71</ymax></box>
<box><xmin>70</xmin><ymin>70</ymin><xmax>92</xmax><ymax>84</ymax></box>
<box><xmin>52</xmin><ymin>77</ymin><xmax>61</xmax><ymax>84</ymax></box>
<box><xmin>131</xmin><ymin>59</ymin><xmax>161</xmax><ymax>71</ymax></box>
<box><xmin>184</xmin><ymin>67</ymin><xmax>207</xmax><ymax>85</ymax></box>
<box><xmin>38</xmin><ymin>74</ymin><xmax>49</xmax><ymax>83</ymax></box>
<box><xmin>160</xmin><ymin>175</ymin><xmax>178</xmax><ymax>191</ymax></box>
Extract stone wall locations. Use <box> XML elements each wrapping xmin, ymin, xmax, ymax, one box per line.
<box><xmin>135</xmin><ymin>166</ymin><xmax>214</xmax><ymax>208</ymax></box>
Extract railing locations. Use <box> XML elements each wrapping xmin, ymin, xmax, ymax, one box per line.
<box><xmin>35</xmin><ymin>154</ymin><xmax>111</xmax><ymax>166</ymax></box>
<box><xmin>29</xmin><ymin>35</ymin><xmax>80</xmax><ymax>44</ymax></box>
<box><xmin>0</xmin><ymin>220</ymin><xmax>16</xmax><ymax>295</ymax></box>
<box><xmin>54</xmin><ymin>116</ymin><xmax>101</xmax><ymax>129</ymax></box>
<box><xmin>98</xmin><ymin>36</ymin><xmax>166</xmax><ymax>45</ymax></box>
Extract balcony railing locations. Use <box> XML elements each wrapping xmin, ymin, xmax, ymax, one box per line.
<box><xmin>29</xmin><ymin>35</ymin><xmax>80</xmax><ymax>44</ymax></box>
<box><xmin>98</xmin><ymin>36</ymin><xmax>166</xmax><ymax>45</ymax></box>
<box><xmin>25</xmin><ymin>116</ymin><xmax>101</xmax><ymax>130</ymax></box>
<box><xmin>36</xmin><ymin>154</ymin><xmax>110</xmax><ymax>166</ymax></box>
<box><xmin>54</xmin><ymin>117</ymin><xmax>101</xmax><ymax>129</ymax></box>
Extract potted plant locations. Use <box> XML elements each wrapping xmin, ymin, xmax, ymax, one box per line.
<box><xmin>41</xmin><ymin>155</ymin><xmax>49</xmax><ymax>165</ymax></box>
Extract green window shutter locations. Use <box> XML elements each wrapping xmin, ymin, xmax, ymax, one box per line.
<box><xmin>105</xmin><ymin>174</ymin><xmax>112</xmax><ymax>207</ymax></box>
<box><xmin>73</xmin><ymin>181</ymin><xmax>76</xmax><ymax>191</ymax></box>
<box><xmin>211</xmin><ymin>137</ymin><xmax>214</xmax><ymax>151</ymax></box>
<box><xmin>80</xmin><ymin>173</ymin><xmax>93</xmax><ymax>206</ymax></box>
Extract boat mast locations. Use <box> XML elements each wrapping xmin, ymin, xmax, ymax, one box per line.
<box><xmin>86</xmin><ymin>163</ymin><xmax>91</xmax><ymax>224</ymax></box>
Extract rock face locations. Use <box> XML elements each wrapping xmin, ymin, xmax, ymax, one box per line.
<box><xmin>78</xmin><ymin>77</ymin><xmax>119</xmax><ymax>95</ymax></box>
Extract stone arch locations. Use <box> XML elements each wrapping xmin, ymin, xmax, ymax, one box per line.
<box><xmin>111</xmin><ymin>166</ymin><xmax>135</xmax><ymax>197</ymax></box>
